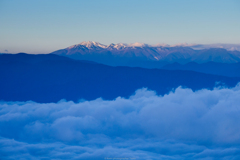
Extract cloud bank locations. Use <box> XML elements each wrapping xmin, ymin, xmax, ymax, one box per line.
<box><xmin>1</xmin><ymin>84</ymin><xmax>240</xmax><ymax>159</ymax></box>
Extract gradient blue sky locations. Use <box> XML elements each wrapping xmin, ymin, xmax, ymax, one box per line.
<box><xmin>0</xmin><ymin>0</ymin><xmax>240</xmax><ymax>53</ymax></box>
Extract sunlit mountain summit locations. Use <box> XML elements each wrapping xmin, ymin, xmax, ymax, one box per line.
<box><xmin>67</xmin><ymin>41</ymin><xmax>149</xmax><ymax>50</ymax></box>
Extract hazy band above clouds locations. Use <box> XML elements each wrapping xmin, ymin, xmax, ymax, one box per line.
<box><xmin>1</xmin><ymin>84</ymin><xmax>240</xmax><ymax>159</ymax></box>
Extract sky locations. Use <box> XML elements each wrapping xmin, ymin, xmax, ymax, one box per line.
<box><xmin>0</xmin><ymin>0</ymin><xmax>240</xmax><ymax>53</ymax></box>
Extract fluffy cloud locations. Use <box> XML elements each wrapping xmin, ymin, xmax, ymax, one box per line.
<box><xmin>1</xmin><ymin>84</ymin><xmax>240</xmax><ymax>159</ymax></box>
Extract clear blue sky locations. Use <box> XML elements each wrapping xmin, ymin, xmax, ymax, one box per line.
<box><xmin>0</xmin><ymin>0</ymin><xmax>240</xmax><ymax>53</ymax></box>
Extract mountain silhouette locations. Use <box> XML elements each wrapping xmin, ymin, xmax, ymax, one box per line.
<box><xmin>1</xmin><ymin>53</ymin><xmax>240</xmax><ymax>103</ymax></box>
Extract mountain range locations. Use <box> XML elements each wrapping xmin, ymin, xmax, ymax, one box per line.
<box><xmin>51</xmin><ymin>41</ymin><xmax>240</xmax><ymax>68</ymax></box>
<box><xmin>1</xmin><ymin>42</ymin><xmax>240</xmax><ymax>102</ymax></box>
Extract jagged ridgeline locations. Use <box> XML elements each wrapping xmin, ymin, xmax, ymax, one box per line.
<box><xmin>51</xmin><ymin>41</ymin><xmax>240</xmax><ymax>68</ymax></box>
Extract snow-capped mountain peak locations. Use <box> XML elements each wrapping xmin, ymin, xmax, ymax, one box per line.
<box><xmin>68</xmin><ymin>41</ymin><xmax>108</xmax><ymax>49</ymax></box>
<box><xmin>79</xmin><ymin>41</ymin><xmax>107</xmax><ymax>49</ymax></box>
<box><xmin>112</xmin><ymin>43</ymin><xmax>128</xmax><ymax>49</ymax></box>
<box><xmin>128</xmin><ymin>42</ymin><xmax>148</xmax><ymax>47</ymax></box>
<box><xmin>70</xmin><ymin>41</ymin><xmax>149</xmax><ymax>50</ymax></box>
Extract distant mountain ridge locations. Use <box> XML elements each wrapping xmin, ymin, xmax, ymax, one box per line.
<box><xmin>162</xmin><ymin>61</ymin><xmax>240</xmax><ymax>77</ymax></box>
<box><xmin>51</xmin><ymin>41</ymin><xmax>240</xmax><ymax>67</ymax></box>
<box><xmin>1</xmin><ymin>53</ymin><xmax>240</xmax><ymax>103</ymax></box>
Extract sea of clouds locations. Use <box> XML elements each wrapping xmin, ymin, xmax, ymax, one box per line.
<box><xmin>1</xmin><ymin>84</ymin><xmax>240</xmax><ymax>159</ymax></box>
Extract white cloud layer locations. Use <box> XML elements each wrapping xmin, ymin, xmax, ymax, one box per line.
<box><xmin>1</xmin><ymin>84</ymin><xmax>240</xmax><ymax>159</ymax></box>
